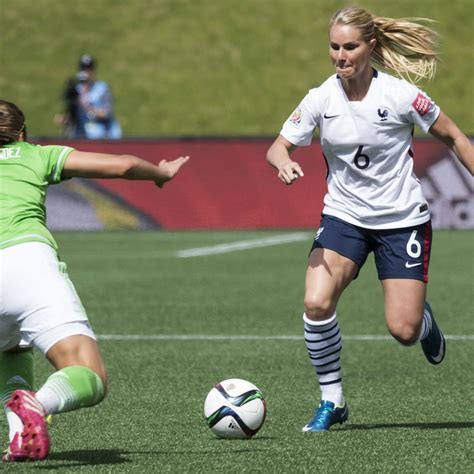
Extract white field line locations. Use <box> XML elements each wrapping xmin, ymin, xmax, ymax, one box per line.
<box><xmin>175</xmin><ymin>232</ymin><xmax>310</xmax><ymax>258</ymax></box>
<box><xmin>97</xmin><ymin>334</ymin><xmax>474</xmax><ymax>341</ymax></box>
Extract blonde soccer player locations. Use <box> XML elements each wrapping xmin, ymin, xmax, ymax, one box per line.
<box><xmin>267</xmin><ymin>6</ymin><xmax>473</xmax><ymax>432</ymax></box>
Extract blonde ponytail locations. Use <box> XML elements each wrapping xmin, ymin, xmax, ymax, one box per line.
<box><xmin>372</xmin><ymin>16</ymin><xmax>439</xmax><ymax>82</ymax></box>
<box><xmin>330</xmin><ymin>7</ymin><xmax>440</xmax><ymax>82</ymax></box>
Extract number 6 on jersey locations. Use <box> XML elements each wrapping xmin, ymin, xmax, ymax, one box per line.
<box><xmin>353</xmin><ymin>145</ymin><xmax>370</xmax><ymax>169</ymax></box>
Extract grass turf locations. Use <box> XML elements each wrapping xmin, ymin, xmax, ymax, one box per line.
<box><xmin>1</xmin><ymin>230</ymin><xmax>473</xmax><ymax>472</ymax></box>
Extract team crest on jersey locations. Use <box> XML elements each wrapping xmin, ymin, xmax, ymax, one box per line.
<box><xmin>411</xmin><ymin>92</ymin><xmax>433</xmax><ymax>116</ymax></box>
<box><xmin>377</xmin><ymin>109</ymin><xmax>389</xmax><ymax>121</ymax></box>
<box><xmin>289</xmin><ymin>107</ymin><xmax>302</xmax><ymax>127</ymax></box>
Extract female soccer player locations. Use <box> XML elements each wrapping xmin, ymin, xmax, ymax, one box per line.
<box><xmin>0</xmin><ymin>99</ymin><xmax>189</xmax><ymax>461</ymax></box>
<box><xmin>266</xmin><ymin>6</ymin><xmax>473</xmax><ymax>432</ymax></box>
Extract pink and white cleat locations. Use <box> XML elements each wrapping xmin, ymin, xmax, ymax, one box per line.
<box><xmin>3</xmin><ymin>390</ymin><xmax>50</xmax><ymax>462</ymax></box>
<box><xmin>2</xmin><ymin>432</ymin><xmax>25</xmax><ymax>462</ymax></box>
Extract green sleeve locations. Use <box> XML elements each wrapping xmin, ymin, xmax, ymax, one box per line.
<box><xmin>39</xmin><ymin>145</ymin><xmax>75</xmax><ymax>184</ymax></box>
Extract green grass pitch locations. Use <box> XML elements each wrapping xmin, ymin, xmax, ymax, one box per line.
<box><xmin>1</xmin><ymin>230</ymin><xmax>473</xmax><ymax>472</ymax></box>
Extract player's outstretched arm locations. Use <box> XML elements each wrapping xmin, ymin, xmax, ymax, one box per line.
<box><xmin>266</xmin><ymin>135</ymin><xmax>304</xmax><ymax>185</ymax></box>
<box><xmin>429</xmin><ymin>111</ymin><xmax>473</xmax><ymax>176</ymax></box>
<box><xmin>62</xmin><ymin>151</ymin><xmax>190</xmax><ymax>188</ymax></box>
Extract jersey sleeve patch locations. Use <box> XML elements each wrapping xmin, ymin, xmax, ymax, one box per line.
<box><xmin>411</xmin><ymin>92</ymin><xmax>433</xmax><ymax>116</ymax></box>
<box><xmin>289</xmin><ymin>107</ymin><xmax>303</xmax><ymax>127</ymax></box>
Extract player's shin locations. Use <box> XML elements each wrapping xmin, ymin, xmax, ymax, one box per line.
<box><xmin>36</xmin><ymin>365</ymin><xmax>104</xmax><ymax>414</ymax></box>
<box><xmin>0</xmin><ymin>350</ymin><xmax>34</xmax><ymax>442</ymax></box>
<box><xmin>303</xmin><ymin>313</ymin><xmax>344</xmax><ymax>406</ymax></box>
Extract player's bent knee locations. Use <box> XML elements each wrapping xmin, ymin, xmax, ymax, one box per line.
<box><xmin>388</xmin><ymin>324</ymin><xmax>419</xmax><ymax>346</ymax></box>
<box><xmin>46</xmin><ymin>334</ymin><xmax>107</xmax><ymax>383</ymax></box>
<box><xmin>304</xmin><ymin>297</ymin><xmax>335</xmax><ymax>321</ymax></box>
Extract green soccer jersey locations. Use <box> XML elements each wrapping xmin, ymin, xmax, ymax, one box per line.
<box><xmin>0</xmin><ymin>141</ymin><xmax>74</xmax><ymax>251</ymax></box>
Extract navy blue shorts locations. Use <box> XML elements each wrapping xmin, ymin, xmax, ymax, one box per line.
<box><xmin>310</xmin><ymin>215</ymin><xmax>432</xmax><ymax>282</ymax></box>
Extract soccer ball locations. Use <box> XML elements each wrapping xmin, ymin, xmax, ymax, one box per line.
<box><xmin>204</xmin><ymin>378</ymin><xmax>266</xmax><ymax>439</ymax></box>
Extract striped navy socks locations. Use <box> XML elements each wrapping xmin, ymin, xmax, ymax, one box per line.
<box><xmin>418</xmin><ymin>307</ymin><xmax>431</xmax><ymax>341</ymax></box>
<box><xmin>303</xmin><ymin>313</ymin><xmax>344</xmax><ymax>406</ymax></box>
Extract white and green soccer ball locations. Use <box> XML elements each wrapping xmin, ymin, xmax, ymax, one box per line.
<box><xmin>204</xmin><ymin>378</ymin><xmax>266</xmax><ymax>439</ymax></box>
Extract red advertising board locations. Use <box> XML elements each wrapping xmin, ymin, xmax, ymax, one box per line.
<box><xmin>37</xmin><ymin>138</ymin><xmax>473</xmax><ymax>229</ymax></box>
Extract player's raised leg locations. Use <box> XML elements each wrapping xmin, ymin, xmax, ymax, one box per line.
<box><xmin>302</xmin><ymin>247</ymin><xmax>358</xmax><ymax>432</ymax></box>
<box><xmin>382</xmin><ymin>279</ymin><xmax>445</xmax><ymax>363</ymax></box>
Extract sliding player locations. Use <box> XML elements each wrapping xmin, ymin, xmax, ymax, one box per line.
<box><xmin>0</xmin><ymin>99</ymin><xmax>189</xmax><ymax>461</ymax></box>
<box><xmin>267</xmin><ymin>6</ymin><xmax>473</xmax><ymax>432</ymax></box>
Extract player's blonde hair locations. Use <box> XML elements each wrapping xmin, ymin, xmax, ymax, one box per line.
<box><xmin>329</xmin><ymin>6</ymin><xmax>439</xmax><ymax>82</ymax></box>
<box><xmin>0</xmin><ymin>100</ymin><xmax>26</xmax><ymax>146</ymax></box>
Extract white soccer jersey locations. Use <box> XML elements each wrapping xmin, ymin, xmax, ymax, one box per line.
<box><xmin>280</xmin><ymin>70</ymin><xmax>440</xmax><ymax>229</ymax></box>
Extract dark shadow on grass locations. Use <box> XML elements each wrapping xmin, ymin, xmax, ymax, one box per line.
<box><xmin>32</xmin><ymin>449</ymin><xmax>131</xmax><ymax>469</ymax></box>
<box><xmin>31</xmin><ymin>446</ymin><xmax>272</xmax><ymax>469</ymax></box>
<box><xmin>340</xmin><ymin>421</ymin><xmax>474</xmax><ymax>431</ymax></box>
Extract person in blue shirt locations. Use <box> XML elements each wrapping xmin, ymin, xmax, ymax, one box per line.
<box><xmin>74</xmin><ymin>54</ymin><xmax>123</xmax><ymax>139</ymax></box>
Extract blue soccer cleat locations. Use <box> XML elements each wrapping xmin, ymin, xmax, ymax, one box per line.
<box><xmin>302</xmin><ymin>400</ymin><xmax>349</xmax><ymax>432</ymax></box>
<box><xmin>421</xmin><ymin>301</ymin><xmax>446</xmax><ymax>365</ymax></box>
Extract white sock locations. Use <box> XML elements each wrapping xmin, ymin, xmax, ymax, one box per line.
<box><xmin>36</xmin><ymin>385</ymin><xmax>64</xmax><ymax>414</ymax></box>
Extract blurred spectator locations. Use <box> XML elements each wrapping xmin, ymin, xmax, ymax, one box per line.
<box><xmin>75</xmin><ymin>55</ymin><xmax>122</xmax><ymax>139</ymax></box>
<box><xmin>56</xmin><ymin>55</ymin><xmax>122</xmax><ymax>139</ymax></box>
<box><xmin>55</xmin><ymin>77</ymin><xmax>80</xmax><ymax>137</ymax></box>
